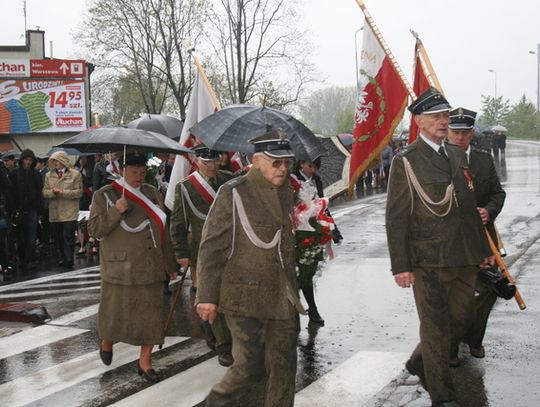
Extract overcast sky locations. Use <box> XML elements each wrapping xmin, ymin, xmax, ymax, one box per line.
<box><xmin>2</xmin><ymin>0</ymin><xmax>539</xmax><ymax>113</ymax></box>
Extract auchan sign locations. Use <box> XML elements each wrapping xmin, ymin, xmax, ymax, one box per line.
<box><xmin>0</xmin><ymin>59</ymin><xmax>30</xmax><ymax>77</ymax></box>
<box><xmin>0</xmin><ymin>59</ymin><xmax>86</xmax><ymax>78</ymax></box>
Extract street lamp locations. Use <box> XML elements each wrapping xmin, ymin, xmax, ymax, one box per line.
<box><xmin>354</xmin><ymin>27</ymin><xmax>364</xmax><ymax>95</ymax></box>
<box><xmin>528</xmin><ymin>45</ymin><xmax>540</xmax><ymax>112</ymax></box>
<box><xmin>488</xmin><ymin>69</ymin><xmax>497</xmax><ymax>98</ymax></box>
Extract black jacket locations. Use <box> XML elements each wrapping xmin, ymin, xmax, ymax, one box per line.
<box><xmin>9</xmin><ymin>149</ymin><xmax>43</xmax><ymax>212</ymax></box>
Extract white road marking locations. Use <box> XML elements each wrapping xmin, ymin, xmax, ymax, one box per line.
<box><xmin>110</xmin><ymin>357</ymin><xmax>228</xmax><ymax>407</ymax></box>
<box><xmin>0</xmin><ymin>304</ymin><xmax>99</xmax><ymax>358</ymax></box>
<box><xmin>0</xmin><ymin>325</ymin><xmax>89</xmax><ymax>359</ymax></box>
<box><xmin>0</xmin><ymin>336</ymin><xmax>188</xmax><ymax>407</ymax></box>
<box><xmin>0</xmin><ymin>286</ymin><xmax>100</xmax><ymax>299</ymax></box>
<box><xmin>294</xmin><ymin>350</ymin><xmax>409</xmax><ymax>407</ymax></box>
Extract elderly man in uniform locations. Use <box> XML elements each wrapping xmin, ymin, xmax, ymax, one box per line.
<box><xmin>386</xmin><ymin>88</ymin><xmax>493</xmax><ymax>407</ymax></box>
<box><xmin>447</xmin><ymin>107</ymin><xmax>506</xmax><ymax>360</ymax></box>
<box><xmin>170</xmin><ymin>144</ymin><xmax>234</xmax><ymax>367</ymax></box>
<box><xmin>196</xmin><ymin>130</ymin><xmax>305</xmax><ymax>407</ymax></box>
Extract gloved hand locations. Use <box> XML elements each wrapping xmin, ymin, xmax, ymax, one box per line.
<box><xmin>332</xmin><ymin>228</ymin><xmax>343</xmax><ymax>244</ymax></box>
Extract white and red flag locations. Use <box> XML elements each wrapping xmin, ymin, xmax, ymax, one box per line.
<box><xmin>348</xmin><ymin>18</ymin><xmax>409</xmax><ymax>193</ymax></box>
<box><xmin>165</xmin><ymin>60</ymin><xmax>220</xmax><ymax>210</ymax></box>
<box><xmin>408</xmin><ymin>42</ymin><xmax>431</xmax><ymax>144</ymax></box>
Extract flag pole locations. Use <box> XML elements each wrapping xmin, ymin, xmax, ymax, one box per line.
<box><xmin>354</xmin><ymin>0</ymin><xmax>415</xmax><ymax>99</ymax></box>
<box><xmin>189</xmin><ymin>50</ymin><xmax>221</xmax><ymax>110</ymax></box>
<box><xmin>410</xmin><ymin>30</ymin><xmax>444</xmax><ymax>95</ymax></box>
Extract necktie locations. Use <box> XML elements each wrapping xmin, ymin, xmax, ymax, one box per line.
<box><xmin>58</xmin><ymin>170</ymin><xmax>63</xmax><ymax>178</ymax></box>
<box><xmin>438</xmin><ymin>146</ymin><xmax>448</xmax><ymax>159</ymax></box>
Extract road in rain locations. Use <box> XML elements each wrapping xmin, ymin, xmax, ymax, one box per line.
<box><xmin>0</xmin><ymin>140</ymin><xmax>539</xmax><ymax>406</ymax></box>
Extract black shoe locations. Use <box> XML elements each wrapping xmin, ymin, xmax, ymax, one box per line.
<box><xmin>59</xmin><ymin>260</ymin><xmax>74</xmax><ymax>269</ymax></box>
<box><xmin>218</xmin><ymin>352</ymin><xmax>234</xmax><ymax>367</ymax></box>
<box><xmin>469</xmin><ymin>345</ymin><xmax>485</xmax><ymax>359</ymax></box>
<box><xmin>405</xmin><ymin>359</ymin><xmax>427</xmax><ymax>390</ymax></box>
<box><xmin>99</xmin><ymin>342</ymin><xmax>113</xmax><ymax>366</ymax></box>
<box><xmin>137</xmin><ymin>364</ymin><xmax>159</xmax><ymax>382</ymax></box>
<box><xmin>308</xmin><ymin>308</ymin><xmax>325</xmax><ymax>325</ymax></box>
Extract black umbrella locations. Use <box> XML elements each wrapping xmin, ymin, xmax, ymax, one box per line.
<box><xmin>47</xmin><ymin>147</ymin><xmax>95</xmax><ymax>156</ymax></box>
<box><xmin>126</xmin><ymin>114</ymin><xmax>184</xmax><ymax>141</ymax></box>
<box><xmin>190</xmin><ymin>104</ymin><xmax>324</xmax><ymax>161</ymax></box>
<box><xmin>55</xmin><ymin>126</ymin><xmax>192</xmax><ymax>155</ymax></box>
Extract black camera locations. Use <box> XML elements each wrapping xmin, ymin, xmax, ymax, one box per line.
<box><xmin>478</xmin><ymin>266</ymin><xmax>516</xmax><ymax>300</ymax></box>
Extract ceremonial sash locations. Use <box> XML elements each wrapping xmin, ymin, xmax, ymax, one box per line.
<box><xmin>187</xmin><ymin>171</ymin><xmax>216</xmax><ymax>205</ymax></box>
<box><xmin>289</xmin><ymin>173</ymin><xmax>302</xmax><ymax>192</ymax></box>
<box><xmin>111</xmin><ymin>178</ymin><xmax>167</xmax><ymax>243</ymax></box>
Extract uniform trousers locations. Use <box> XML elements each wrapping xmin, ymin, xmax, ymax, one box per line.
<box><xmin>409</xmin><ymin>265</ymin><xmax>477</xmax><ymax>403</ymax></box>
<box><xmin>464</xmin><ymin>279</ymin><xmax>497</xmax><ymax>348</ymax></box>
<box><xmin>205</xmin><ymin>304</ymin><xmax>300</xmax><ymax>407</ymax></box>
<box><xmin>212</xmin><ymin>312</ymin><xmax>233</xmax><ymax>354</ymax></box>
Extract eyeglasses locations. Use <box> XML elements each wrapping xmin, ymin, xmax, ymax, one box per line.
<box><xmin>261</xmin><ymin>155</ymin><xmax>291</xmax><ymax>169</ymax></box>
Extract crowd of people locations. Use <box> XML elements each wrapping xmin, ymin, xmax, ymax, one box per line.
<box><xmin>1</xmin><ymin>86</ymin><xmax>510</xmax><ymax>406</ymax></box>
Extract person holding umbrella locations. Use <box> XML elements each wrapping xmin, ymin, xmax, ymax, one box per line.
<box><xmin>88</xmin><ymin>152</ymin><xmax>177</xmax><ymax>383</ymax></box>
<box><xmin>196</xmin><ymin>130</ymin><xmax>305</xmax><ymax>406</ymax></box>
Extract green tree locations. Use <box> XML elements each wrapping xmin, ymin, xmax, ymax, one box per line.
<box><xmin>300</xmin><ymin>86</ymin><xmax>356</xmax><ymax>136</ymax></box>
<box><xmin>506</xmin><ymin>95</ymin><xmax>540</xmax><ymax>140</ymax></box>
<box><xmin>477</xmin><ymin>95</ymin><xmax>511</xmax><ymax>128</ymax></box>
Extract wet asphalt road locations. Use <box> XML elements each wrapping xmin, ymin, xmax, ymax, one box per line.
<box><xmin>0</xmin><ymin>140</ymin><xmax>539</xmax><ymax>406</ymax></box>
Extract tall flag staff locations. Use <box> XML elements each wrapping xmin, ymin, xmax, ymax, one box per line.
<box><xmin>165</xmin><ymin>50</ymin><xmax>221</xmax><ymax>211</ymax></box>
<box><xmin>408</xmin><ymin>30</ymin><xmax>444</xmax><ymax>143</ymax></box>
<box><xmin>349</xmin><ymin>0</ymin><xmax>415</xmax><ymax>194</ymax></box>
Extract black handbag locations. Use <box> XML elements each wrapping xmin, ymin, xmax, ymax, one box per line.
<box><xmin>478</xmin><ymin>266</ymin><xmax>516</xmax><ymax>300</ymax></box>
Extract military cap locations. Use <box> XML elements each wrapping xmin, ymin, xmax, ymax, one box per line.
<box><xmin>408</xmin><ymin>87</ymin><xmax>452</xmax><ymax>115</ymax></box>
<box><xmin>1</xmin><ymin>151</ymin><xmax>19</xmax><ymax>160</ymax></box>
<box><xmin>249</xmin><ymin>128</ymin><xmax>294</xmax><ymax>158</ymax></box>
<box><xmin>449</xmin><ymin>107</ymin><xmax>477</xmax><ymax>129</ymax></box>
<box><xmin>193</xmin><ymin>144</ymin><xmax>220</xmax><ymax>161</ymax></box>
<box><xmin>122</xmin><ymin>152</ymin><xmax>147</xmax><ymax>167</ymax></box>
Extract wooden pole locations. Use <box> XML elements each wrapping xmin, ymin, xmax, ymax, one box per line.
<box><xmin>410</xmin><ymin>30</ymin><xmax>444</xmax><ymax>95</ymax></box>
<box><xmin>190</xmin><ymin>51</ymin><xmax>222</xmax><ymax>110</ymax></box>
<box><xmin>485</xmin><ymin>229</ymin><xmax>526</xmax><ymax>310</ymax></box>
<box><xmin>354</xmin><ymin>0</ymin><xmax>415</xmax><ymax>99</ymax></box>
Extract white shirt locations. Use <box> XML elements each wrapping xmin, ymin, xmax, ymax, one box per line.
<box><xmin>420</xmin><ymin>133</ymin><xmax>447</xmax><ymax>155</ymax></box>
<box><xmin>465</xmin><ymin>145</ymin><xmax>471</xmax><ymax>163</ymax></box>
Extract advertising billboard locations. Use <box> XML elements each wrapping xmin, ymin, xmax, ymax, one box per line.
<box><xmin>0</xmin><ymin>78</ymin><xmax>87</xmax><ymax>133</ymax></box>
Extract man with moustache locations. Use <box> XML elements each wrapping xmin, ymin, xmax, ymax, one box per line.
<box><xmin>447</xmin><ymin>107</ymin><xmax>506</xmax><ymax>360</ymax></box>
<box><xmin>386</xmin><ymin>88</ymin><xmax>493</xmax><ymax>407</ymax></box>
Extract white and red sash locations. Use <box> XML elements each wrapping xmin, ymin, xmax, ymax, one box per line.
<box><xmin>289</xmin><ymin>173</ymin><xmax>302</xmax><ymax>192</ymax></box>
<box><xmin>111</xmin><ymin>179</ymin><xmax>167</xmax><ymax>243</ymax></box>
<box><xmin>187</xmin><ymin>171</ymin><xmax>217</xmax><ymax>205</ymax></box>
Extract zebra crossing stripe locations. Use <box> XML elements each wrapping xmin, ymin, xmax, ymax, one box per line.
<box><xmin>0</xmin><ymin>304</ymin><xmax>99</xmax><ymax>358</ymax></box>
<box><xmin>0</xmin><ymin>286</ymin><xmax>101</xmax><ymax>300</ymax></box>
<box><xmin>110</xmin><ymin>357</ymin><xmax>227</xmax><ymax>407</ymax></box>
<box><xmin>0</xmin><ymin>324</ymin><xmax>89</xmax><ymax>360</ymax></box>
<box><xmin>294</xmin><ymin>350</ymin><xmax>409</xmax><ymax>407</ymax></box>
<box><xmin>0</xmin><ymin>336</ymin><xmax>188</xmax><ymax>407</ymax></box>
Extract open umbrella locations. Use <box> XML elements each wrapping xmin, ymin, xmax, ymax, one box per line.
<box><xmin>47</xmin><ymin>147</ymin><xmax>95</xmax><ymax>156</ymax></box>
<box><xmin>190</xmin><ymin>104</ymin><xmax>324</xmax><ymax>161</ymax></box>
<box><xmin>491</xmin><ymin>124</ymin><xmax>508</xmax><ymax>132</ymax></box>
<box><xmin>127</xmin><ymin>114</ymin><xmax>184</xmax><ymax>141</ymax></box>
<box><xmin>54</xmin><ymin>126</ymin><xmax>192</xmax><ymax>155</ymax></box>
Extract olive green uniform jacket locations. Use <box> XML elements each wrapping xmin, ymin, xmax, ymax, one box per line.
<box><xmin>169</xmin><ymin>170</ymin><xmax>233</xmax><ymax>266</ymax></box>
<box><xmin>469</xmin><ymin>147</ymin><xmax>506</xmax><ymax>241</ymax></box>
<box><xmin>386</xmin><ymin>137</ymin><xmax>491</xmax><ymax>274</ymax></box>
<box><xmin>195</xmin><ymin>168</ymin><xmax>303</xmax><ymax>320</ymax></box>
<box><xmin>88</xmin><ymin>183</ymin><xmax>176</xmax><ymax>345</ymax></box>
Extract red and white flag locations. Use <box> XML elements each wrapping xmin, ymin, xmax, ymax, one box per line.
<box><xmin>165</xmin><ymin>68</ymin><xmax>219</xmax><ymax>210</ymax></box>
<box><xmin>349</xmin><ymin>20</ymin><xmax>409</xmax><ymax>193</ymax></box>
<box><xmin>408</xmin><ymin>42</ymin><xmax>430</xmax><ymax>144</ymax></box>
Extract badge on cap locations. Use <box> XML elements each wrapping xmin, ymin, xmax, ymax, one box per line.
<box><xmin>408</xmin><ymin>87</ymin><xmax>452</xmax><ymax>115</ymax></box>
<box><xmin>249</xmin><ymin>129</ymin><xmax>295</xmax><ymax>159</ymax></box>
<box><xmin>449</xmin><ymin>107</ymin><xmax>477</xmax><ymax>130</ymax></box>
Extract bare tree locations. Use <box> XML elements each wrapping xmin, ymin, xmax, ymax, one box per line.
<box><xmin>207</xmin><ymin>0</ymin><xmax>315</xmax><ymax>108</ymax></box>
<box><xmin>77</xmin><ymin>0</ymin><xmax>209</xmax><ymax>119</ymax></box>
